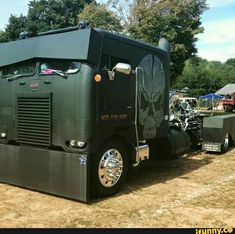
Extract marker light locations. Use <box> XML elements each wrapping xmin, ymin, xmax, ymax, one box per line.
<box><xmin>94</xmin><ymin>74</ymin><xmax>102</xmax><ymax>82</ymax></box>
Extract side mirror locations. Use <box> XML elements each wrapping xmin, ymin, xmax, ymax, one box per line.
<box><xmin>108</xmin><ymin>63</ymin><xmax>132</xmax><ymax>80</ymax></box>
<box><xmin>114</xmin><ymin>63</ymin><xmax>132</xmax><ymax>75</ymax></box>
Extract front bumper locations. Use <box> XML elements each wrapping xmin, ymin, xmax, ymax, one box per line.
<box><xmin>0</xmin><ymin>144</ymin><xmax>89</xmax><ymax>202</ymax></box>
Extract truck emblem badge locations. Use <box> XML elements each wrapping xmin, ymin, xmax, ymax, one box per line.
<box><xmin>79</xmin><ymin>155</ymin><xmax>87</xmax><ymax>165</ymax></box>
<box><xmin>30</xmin><ymin>82</ymin><xmax>39</xmax><ymax>89</ymax></box>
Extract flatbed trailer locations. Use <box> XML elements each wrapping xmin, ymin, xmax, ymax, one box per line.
<box><xmin>202</xmin><ymin>114</ymin><xmax>235</xmax><ymax>152</ymax></box>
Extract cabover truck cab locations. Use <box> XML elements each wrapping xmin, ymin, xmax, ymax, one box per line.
<box><xmin>0</xmin><ymin>26</ymin><xmax>188</xmax><ymax>202</ymax></box>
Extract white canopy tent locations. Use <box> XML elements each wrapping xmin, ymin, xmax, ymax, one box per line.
<box><xmin>216</xmin><ymin>84</ymin><xmax>235</xmax><ymax>95</ymax></box>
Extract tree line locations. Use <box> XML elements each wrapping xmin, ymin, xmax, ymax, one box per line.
<box><xmin>1</xmin><ymin>0</ymin><xmax>233</xmax><ymax>95</ymax></box>
<box><xmin>174</xmin><ymin>58</ymin><xmax>235</xmax><ymax>97</ymax></box>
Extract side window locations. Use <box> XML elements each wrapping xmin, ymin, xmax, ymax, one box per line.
<box><xmin>100</xmin><ymin>54</ymin><xmax>129</xmax><ymax>70</ymax></box>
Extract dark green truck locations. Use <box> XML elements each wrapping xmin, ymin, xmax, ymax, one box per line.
<box><xmin>0</xmin><ymin>27</ymin><xmax>175</xmax><ymax>201</ymax></box>
<box><xmin>0</xmin><ymin>25</ymin><xmax>208</xmax><ymax>202</ymax></box>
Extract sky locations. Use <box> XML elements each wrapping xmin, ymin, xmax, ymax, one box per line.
<box><xmin>0</xmin><ymin>0</ymin><xmax>235</xmax><ymax>63</ymax></box>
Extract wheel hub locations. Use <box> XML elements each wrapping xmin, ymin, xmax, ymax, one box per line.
<box><xmin>98</xmin><ymin>149</ymin><xmax>123</xmax><ymax>187</ymax></box>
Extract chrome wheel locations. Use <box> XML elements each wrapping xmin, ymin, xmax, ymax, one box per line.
<box><xmin>98</xmin><ymin>149</ymin><xmax>123</xmax><ymax>187</ymax></box>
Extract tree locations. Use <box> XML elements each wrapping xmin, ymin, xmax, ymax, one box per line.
<box><xmin>79</xmin><ymin>3</ymin><xmax>123</xmax><ymax>32</ymax></box>
<box><xmin>27</xmin><ymin>0</ymin><xmax>93</xmax><ymax>33</ymax></box>
<box><xmin>127</xmin><ymin>0</ymin><xmax>208</xmax><ymax>83</ymax></box>
<box><xmin>174</xmin><ymin>58</ymin><xmax>235</xmax><ymax>97</ymax></box>
<box><xmin>226</xmin><ymin>58</ymin><xmax>235</xmax><ymax>67</ymax></box>
<box><xmin>174</xmin><ymin>59</ymin><xmax>211</xmax><ymax>97</ymax></box>
<box><xmin>0</xmin><ymin>14</ymin><xmax>28</xmax><ymax>42</ymax></box>
<box><xmin>221</xmin><ymin>59</ymin><xmax>235</xmax><ymax>85</ymax></box>
<box><xmin>0</xmin><ymin>0</ymin><xmax>93</xmax><ymax>42</ymax></box>
<box><xmin>0</xmin><ymin>30</ymin><xmax>9</xmax><ymax>42</ymax></box>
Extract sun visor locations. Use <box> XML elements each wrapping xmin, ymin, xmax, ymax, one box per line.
<box><xmin>0</xmin><ymin>28</ymin><xmax>97</xmax><ymax>67</ymax></box>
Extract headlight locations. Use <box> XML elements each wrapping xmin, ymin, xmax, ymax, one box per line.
<box><xmin>77</xmin><ymin>141</ymin><xmax>85</xmax><ymax>148</ymax></box>
<box><xmin>0</xmin><ymin>132</ymin><xmax>7</xmax><ymax>138</ymax></box>
<box><xmin>69</xmin><ymin>140</ymin><xmax>86</xmax><ymax>148</ymax></box>
<box><xmin>69</xmin><ymin>140</ymin><xmax>77</xmax><ymax>147</ymax></box>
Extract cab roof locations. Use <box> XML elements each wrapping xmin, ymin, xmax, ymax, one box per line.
<box><xmin>0</xmin><ymin>26</ymin><xmax>168</xmax><ymax>67</ymax></box>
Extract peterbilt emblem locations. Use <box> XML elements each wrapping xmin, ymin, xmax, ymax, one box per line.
<box><xmin>30</xmin><ymin>82</ymin><xmax>39</xmax><ymax>89</ymax></box>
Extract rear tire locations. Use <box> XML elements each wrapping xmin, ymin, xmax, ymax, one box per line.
<box><xmin>221</xmin><ymin>132</ymin><xmax>230</xmax><ymax>153</ymax></box>
<box><xmin>90</xmin><ymin>140</ymin><xmax>128</xmax><ymax>198</ymax></box>
<box><xmin>224</xmin><ymin>105</ymin><xmax>229</xmax><ymax>112</ymax></box>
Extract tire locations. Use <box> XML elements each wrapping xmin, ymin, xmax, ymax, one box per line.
<box><xmin>224</xmin><ymin>105</ymin><xmax>228</xmax><ymax>112</ymax></box>
<box><xmin>221</xmin><ymin>132</ymin><xmax>230</xmax><ymax>153</ymax></box>
<box><xmin>90</xmin><ymin>140</ymin><xmax>128</xmax><ymax>198</ymax></box>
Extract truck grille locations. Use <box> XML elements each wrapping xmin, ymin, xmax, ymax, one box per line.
<box><xmin>17</xmin><ymin>95</ymin><xmax>52</xmax><ymax>147</ymax></box>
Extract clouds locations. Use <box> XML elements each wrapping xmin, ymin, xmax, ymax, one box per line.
<box><xmin>0</xmin><ymin>0</ymin><xmax>234</xmax><ymax>62</ymax></box>
<box><xmin>207</xmin><ymin>0</ymin><xmax>235</xmax><ymax>8</ymax></box>
<box><xmin>197</xmin><ymin>46</ymin><xmax>235</xmax><ymax>62</ymax></box>
<box><xmin>0</xmin><ymin>0</ymin><xmax>29</xmax><ymax>30</ymax></box>
<box><xmin>196</xmin><ymin>1</ymin><xmax>235</xmax><ymax>62</ymax></box>
<box><xmin>198</xmin><ymin>18</ymin><xmax>235</xmax><ymax>45</ymax></box>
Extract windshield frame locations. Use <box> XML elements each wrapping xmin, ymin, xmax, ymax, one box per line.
<box><xmin>39</xmin><ymin>59</ymin><xmax>82</xmax><ymax>76</ymax></box>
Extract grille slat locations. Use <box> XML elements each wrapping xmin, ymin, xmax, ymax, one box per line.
<box><xmin>18</xmin><ymin>134</ymin><xmax>51</xmax><ymax>140</ymax></box>
<box><xmin>18</xmin><ymin>124</ymin><xmax>49</xmax><ymax>131</ymax></box>
<box><xmin>18</xmin><ymin>129</ymin><xmax>50</xmax><ymax>135</ymax></box>
<box><xmin>17</xmin><ymin>119</ymin><xmax>51</xmax><ymax>125</ymax></box>
<box><xmin>17</xmin><ymin>96</ymin><xmax>52</xmax><ymax>146</ymax></box>
<box><xmin>19</xmin><ymin>113</ymin><xmax>50</xmax><ymax>118</ymax></box>
<box><xmin>18</xmin><ymin>109</ymin><xmax>50</xmax><ymax>113</ymax></box>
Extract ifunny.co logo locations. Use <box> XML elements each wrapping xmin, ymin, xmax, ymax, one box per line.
<box><xmin>196</xmin><ymin>228</ymin><xmax>234</xmax><ymax>234</ymax></box>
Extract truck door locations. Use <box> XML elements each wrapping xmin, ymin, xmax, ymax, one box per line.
<box><xmin>97</xmin><ymin>54</ymin><xmax>132</xmax><ymax>126</ymax></box>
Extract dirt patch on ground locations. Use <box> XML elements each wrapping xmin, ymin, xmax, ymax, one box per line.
<box><xmin>0</xmin><ymin>149</ymin><xmax>234</xmax><ymax>228</ymax></box>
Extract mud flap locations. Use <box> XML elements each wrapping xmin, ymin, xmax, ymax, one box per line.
<box><xmin>0</xmin><ymin>144</ymin><xmax>89</xmax><ymax>202</ymax></box>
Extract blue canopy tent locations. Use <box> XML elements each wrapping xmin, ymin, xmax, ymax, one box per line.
<box><xmin>199</xmin><ymin>93</ymin><xmax>223</xmax><ymax>99</ymax></box>
<box><xmin>199</xmin><ymin>93</ymin><xmax>223</xmax><ymax>111</ymax></box>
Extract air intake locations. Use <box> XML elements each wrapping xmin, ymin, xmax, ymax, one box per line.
<box><xmin>17</xmin><ymin>94</ymin><xmax>52</xmax><ymax>147</ymax></box>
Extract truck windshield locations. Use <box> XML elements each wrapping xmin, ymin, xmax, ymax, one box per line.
<box><xmin>1</xmin><ymin>60</ymin><xmax>36</xmax><ymax>78</ymax></box>
<box><xmin>40</xmin><ymin>60</ymin><xmax>81</xmax><ymax>75</ymax></box>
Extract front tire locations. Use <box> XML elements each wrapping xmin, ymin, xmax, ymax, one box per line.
<box><xmin>91</xmin><ymin>140</ymin><xmax>128</xmax><ymax>198</ymax></box>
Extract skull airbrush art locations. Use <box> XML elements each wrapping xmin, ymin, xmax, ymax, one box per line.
<box><xmin>138</xmin><ymin>54</ymin><xmax>165</xmax><ymax>139</ymax></box>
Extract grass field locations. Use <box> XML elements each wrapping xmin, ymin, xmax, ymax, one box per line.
<box><xmin>0</xmin><ymin>148</ymin><xmax>234</xmax><ymax>228</ymax></box>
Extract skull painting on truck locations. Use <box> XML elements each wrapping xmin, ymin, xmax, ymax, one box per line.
<box><xmin>138</xmin><ymin>54</ymin><xmax>165</xmax><ymax>139</ymax></box>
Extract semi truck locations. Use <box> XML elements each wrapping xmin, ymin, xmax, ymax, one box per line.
<box><xmin>0</xmin><ymin>24</ymin><xmax>233</xmax><ymax>202</ymax></box>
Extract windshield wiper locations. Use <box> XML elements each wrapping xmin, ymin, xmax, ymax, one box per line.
<box><xmin>53</xmin><ymin>70</ymin><xmax>68</xmax><ymax>79</ymax></box>
<box><xmin>41</xmin><ymin>69</ymin><xmax>68</xmax><ymax>79</ymax></box>
<box><xmin>6</xmin><ymin>74</ymin><xmax>24</xmax><ymax>81</ymax></box>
